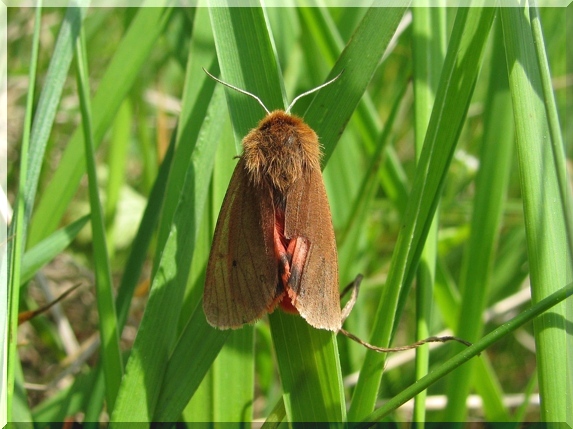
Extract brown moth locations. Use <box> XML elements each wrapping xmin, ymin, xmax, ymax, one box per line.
<box><xmin>201</xmin><ymin>69</ymin><xmax>473</xmax><ymax>353</ymax></box>
<box><xmin>203</xmin><ymin>70</ymin><xmax>343</xmax><ymax>331</ymax></box>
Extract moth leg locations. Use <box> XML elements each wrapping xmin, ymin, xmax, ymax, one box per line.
<box><xmin>286</xmin><ymin>237</ymin><xmax>310</xmax><ymax>293</ymax></box>
<box><xmin>340</xmin><ymin>274</ymin><xmax>363</xmax><ymax>325</ymax></box>
<box><xmin>274</xmin><ymin>225</ymin><xmax>292</xmax><ymax>289</ymax></box>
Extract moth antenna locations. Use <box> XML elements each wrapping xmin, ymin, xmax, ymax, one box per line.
<box><xmin>340</xmin><ymin>274</ymin><xmax>362</xmax><ymax>324</ymax></box>
<box><xmin>202</xmin><ymin>67</ymin><xmax>270</xmax><ymax>114</ymax></box>
<box><xmin>285</xmin><ymin>69</ymin><xmax>344</xmax><ymax>114</ymax></box>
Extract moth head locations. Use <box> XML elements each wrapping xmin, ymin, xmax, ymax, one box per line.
<box><xmin>242</xmin><ymin>111</ymin><xmax>320</xmax><ymax>193</ymax></box>
<box><xmin>202</xmin><ymin>68</ymin><xmax>344</xmax><ymax>192</ymax></box>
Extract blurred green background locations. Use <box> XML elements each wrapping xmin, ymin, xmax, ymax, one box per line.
<box><xmin>5</xmin><ymin>4</ymin><xmax>571</xmax><ymax>425</ymax></box>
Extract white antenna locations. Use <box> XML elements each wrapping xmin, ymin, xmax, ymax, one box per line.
<box><xmin>203</xmin><ymin>68</ymin><xmax>270</xmax><ymax>114</ymax></box>
<box><xmin>203</xmin><ymin>68</ymin><xmax>344</xmax><ymax>115</ymax></box>
<box><xmin>286</xmin><ymin>69</ymin><xmax>344</xmax><ymax>114</ymax></box>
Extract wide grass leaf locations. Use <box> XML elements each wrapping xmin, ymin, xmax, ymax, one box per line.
<box><xmin>28</xmin><ymin>7</ymin><xmax>173</xmax><ymax>247</ymax></box>
<box><xmin>348</xmin><ymin>7</ymin><xmax>497</xmax><ymax>420</ymax></box>
<box><xmin>501</xmin><ymin>5</ymin><xmax>570</xmax><ymax>423</ymax></box>
<box><xmin>110</xmin><ymin>48</ymin><xmax>223</xmax><ymax>422</ymax></box>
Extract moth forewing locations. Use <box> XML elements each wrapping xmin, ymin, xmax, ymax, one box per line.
<box><xmin>203</xmin><ymin>160</ymin><xmax>279</xmax><ymax>329</ymax></box>
<box><xmin>284</xmin><ymin>167</ymin><xmax>341</xmax><ymax>331</ymax></box>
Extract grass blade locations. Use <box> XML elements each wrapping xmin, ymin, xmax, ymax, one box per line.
<box><xmin>269</xmin><ymin>312</ymin><xmax>345</xmax><ymax>422</ymax></box>
<box><xmin>23</xmin><ymin>4</ymin><xmax>86</xmax><ymax>236</ymax></box>
<box><xmin>154</xmin><ymin>84</ymin><xmax>232</xmax><ymax>421</ymax></box>
<box><xmin>74</xmin><ymin>24</ymin><xmax>123</xmax><ymax>411</ymax></box>
<box><xmin>6</xmin><ymin>4</ymin><xmax>43</xmax><ymax>421</ymax></box>
<box><xmin>154</xmin><ymin>10</ymin><xmax>215</xmax><ymax>266</ymax></box>
<box><xmin>298</xmin><ymin>6</ymin><xmax>410</xmax><ymax>217</ymax></box>
<box><xmin>444</xmin><ymin>18</ymin><xmax>514</xmax><ymax>421</ymax></box>
<box><xmin>348</xmin><ymin>7</ymin><xmax>496</xmax><ymax>420</ymax></box>
<box><xmin>28</xmin><ymin>6</ymin><xmax>173</xmax><ymax>247</ymax></box>
<box><xmin>359</xmin><ymin>281</ymin><xmax>573</xmax><ymax>425</ymax></box>
<box><xmin>529</xmin><ymin>3</ymin><xmax>573</xmax><ymax>258</ymax></box>
<box><xmin>20</xmin><ymin>215</ymin><xmax>89</xmax><ymax>285</ymax></box>
<box><xmin>207</xmin><ymin>18</ymin><xmax>257</xmax><ymax>417</ymax></box>
<box><xmin>105</xmin><ymin>100</ymin><xmax>132</xmax><ymax>258</ymax></box>
<box><xmin>411</xmin><ymin>6</ymin><xmax>446</xmax><ymax>423</ymax></box>
<box><xmin>111</xmin><ymin>54</ymin><xmax>223</xmax><ymax>423</ymax></box>
<box><xmin>153</xmin><ymin>305</ymin><xmax>230</xmax><ymax>421</ymax></box>
<box><xmin>501</xmin><ymin>5</ymin><xmax>570</xmax><ymax>422</ymax></box>
<box><xmin>305</xmin><ymin>6</ymin><xmax>409</xmax><ymax>168</ymax></box>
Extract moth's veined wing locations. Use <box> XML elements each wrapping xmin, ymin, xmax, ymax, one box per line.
<box><xmin>284</xmin><ymin>166</ymin><xmax>341</xmax><ymax>331</ymax></box>
<box><xmin>203</xmin><ymin>158</ymin><xmax>279</xmax><ymax>329</ymax></box>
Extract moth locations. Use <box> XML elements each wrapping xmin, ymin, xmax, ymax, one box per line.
<box><xmin>203</xmin><ymin>69</ymin><xmax>344</xmax><ymax>331</ymax></box>
<box><xmin>201</xmin><ymin>69</ymin><xmax>472</xmax><ymax>353</ymax></box>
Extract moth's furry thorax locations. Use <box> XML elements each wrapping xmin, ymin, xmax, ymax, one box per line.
<box><xmin>242</xmin><ymin>110</ymin><xmax>321</xmax><ymax>194</ymax></box>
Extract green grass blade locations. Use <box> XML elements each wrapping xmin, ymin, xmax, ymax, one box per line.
<box><xmin>434</xmin><ymin>260</ymin><xmax>462</xmax><ymax>330</ymax></box>
<box><xmin>443</xmin><ymin>18</ymin><xmax>514</xmax><ymax>422</ymax></box>
<box><xmin>154</xmin><ymin>11</ymin><xmax>217</xmax><ymax>267</ymax></box>
<box><xmin>298</xmin><ymin>6</ymin><xmax>410</xmax><ymax>215</ymax></box>
<box><xmin>105</xmin><ymin>100</ymin><xmax>132</xmax><ymax>258</ymax></box>
<box><xmin>514</xmin><ymin>367</ymin><xmax>538</xmax><ymax>423</ymax></box>
<box><xmin>212</xmin><ymin>329</ymin><xmax>254</xmax><ymax>422</ymax></box>
<box><xmin>472</xmin><ymin>358</ymin><xmax>509</xmax><ymax>421</ymax></box>
<box><xmin>23</xmin><ymin>5</ymin><xmax>86</xmax><ymax>235</ymax></box>
<box><xmin>117</xmin><ymin>11</ymin><xmax>228</xmax><ymax>420</ymax></box>
<box><xmin>20</xmin><ymin>215</ymin><xmax>90</xmax><ymax>285</ymax></box>
<box><xmin>261</xmin><ymin>396</ymin><xmax>286</xmax><ymax>429</ymax></box>
<box><xmin>32</xmin><ymin>362</ymin><xmax>101</xmax><ymax>422</ymax></box>
<box><xmin>300</xmin><ymin>5</ymin><xmax>411</xmax><ymax>298</ymax></box>
<box><xmin>182</xmin><ymin>66</ymin><xmax>255</xmax><ymax>421</ymax></box>
<box><xmin>115</xmin><ymin>126</ymin><xmax>176</xmax><ymax>332</ymax></box>
<box><xmin>208</xmin><ymin>6</ymin><xmax>285</xmax><ymax>131</ymax></box>
<box><xmin>337</xmin><ymin>77</ymin><xmax>408</xmax><ymax>252</ymax></box>
<box><xmin>304</xmin><ymin>7</ymin><xmax>409</xmax><ymax>168</ymax></box>
<box><xmin>153</xmin><ymin>304</ymin><xmax>231</xmax><ymax>421</ymax></box>
<box><xmin>358</xmin><ymin>282</ymin><xmax>573</xmax><ymax>425</ymax></box>
<box><xmin>12</xmin><ymin>359</ymin><xmax>34</xmax><ymax>423</ymax></box>
<box><xmin>6</xmin><ymin>4</ymin><xmax>43</xmax><ymax>421</ymax></box>
<box><xmin>28</xmin><ymin>6</ymin><xmax>173</xmax><ymax>247</ymax></box>
<box><xmin>268</xmin><ymin>312</ymin><xmax>345</xmax><ymax>422</ymax></box>
<box><xmin>50</xmin><ymin>117</ymin><xmax>179</xmax><ymax>421</ymax></box>
<box><xmin>182</xmin><ymin>371</ymin><xmax>214</xmax><ymax>422</ymax></box>
<box><xmin>110</xmin><ymin>57</ymin><xmax>223</xmax><ymax>423</ymax></box>
<box><xmin>411</xmin><ymin>6</ymin><xmax>446</xmax><ymax>424</ymax></box>
<box><xmin>80</xmin><ymin>115</ymin><xmax>178</xmax><ymax>421</ymax></box>
<box><xmin>529</xmin><ymin>3</ymin><xmax>573</xmax><ymax>258</ymax></box>
<box><xmin>348</xmin><ymin>7</ymin><xmax>496</xmax><ymax>421</ymax></box>
<box><xmin>74</xmin><ymin>25</ymin><xmax>123</xmax><ymax>411</ymax></box>
<box><xmin>153</xmin><ymin>84</ymin><xmax>232</xmax><ymax>420</ymax></box>
<box><xmin>501</xmin><ymin>6</ymin><xmax>571</xmax><ymax>423</ymax></box>
<box><xmin>490</xmin><ymin>227</ymin><xmax>530</xmax><ymax>302</ymax></box>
